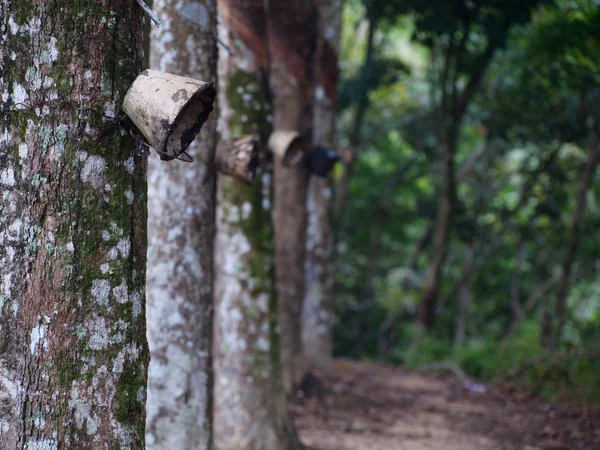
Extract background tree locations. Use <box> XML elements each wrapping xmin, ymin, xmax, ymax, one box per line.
<box><xmin>402</xmin><ymin>0</ymin><xmax>552</xmax><ymax>329</ymax></box>
<box><xmin>0</xmin><ymin>1</ymin><xmax>148</xmax><ymax>447</ymax></box>
<box><xmin>268</xmin><ymin>0</ymin><xmax>319</xmax><ymax>391</ymax></box>
<box><xmin>333</xmin><ymin>0</ymin><xmax>600</xmax><ymax>402</ymax></box>
<box><xmin>145</xmin><ymin>1</ymin><xmax>217</xmax><ymax>448</ymax></box>
<box><xmin>213</xmin><ymin>1</ymin><xmax>302</xmax><ymax>448</ymax></box>
<box><xmin>520</xmin><ymin>1</ymin><xmax>600</xmax><ymax>348</ymax></box>
<box><xmin>334</xmin><ymin>0</ymin><xmax>408</xmax><ymax>223</ymax></box>
<box><xmin>302</xmin><ymin>0</ymin><xmax>344</xmax><ymax>372</ymax></box>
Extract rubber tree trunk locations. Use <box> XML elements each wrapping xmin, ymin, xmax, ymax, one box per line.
<box><xmin>268</xmin><ymin>0</ymin><xmax>318</xmax><ymax>391</ymax></box>
<box><xmin>145</xmin><ymin>1</ymin><xmax>217</xmax><ymax>448</ymax></box>
<box><xmin>213</xmin><ymin>3</ymin><xmax>301</xmax><ymax>448</ymax></box>
<box><xmin>302</xmin><ymin>0</ymin><xmax>343</xmax><ymax>373</ymax></box>
<box><xmin>0</xmin><ymin>2</ymin><xmax>148</xmax><ymax>448</ymax></box>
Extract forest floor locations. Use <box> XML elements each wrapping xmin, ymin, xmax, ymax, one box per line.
<box><xmin>291</xmin><ymin>360</ymin><xmax>600</xmax><ymax>450</ymax></box>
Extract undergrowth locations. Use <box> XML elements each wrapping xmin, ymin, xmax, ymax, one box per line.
<box><xmin>390</xmin><ymin>320</ymin><xmax>600</xmax><ymax>403</ymax></box>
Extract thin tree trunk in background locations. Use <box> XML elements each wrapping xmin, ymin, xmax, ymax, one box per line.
<box><xmin>0</xmin><ymin>2</ymin><xmax>147</xmax><ymax>448</ymax></box>
<box><xmin>418</xmin><ymin>42</ymin><xmax>462</xmax><ymax>331</ymax></box>
<box><xmin>454</xmin><ymin>247</ymin><xmax>475</xmax><ymax>347</ymax></box>
<box><xmin>268</xmin><ymin>0</ymin><xmax>318</xmax><ymax>392</ymax></box>
<box><xmin>378</xmin><ymin>141</ymin><xmax>491</xmax><ymax>358</ymax></box>
<box><xmin>365</xmin><ymin>206</ymin><xmax>388</xmax><ymax>301</ymax></box>
<box><xmin>522</xmin><ymin>274</ymin><xmax>560</xmax><ymax>317</ymax></box>
<box><xmin>418</xmin><ymin>38</ymin><xmax>498</xmax><ymax>330</ymax></box>
<box><xmin>303</xmin><ymin>0</ymin><xmax>343</xmax><ymax>373</ymax></box>
<box><xmin>544</xmin><ymin>131</ymin><xmax>599</xmax><ymax>349</ymax></box>
<box><xmin>406</xmin><ymin>222</ymin><xmax>434</xmax><ymax>281</ymax></box>
<box><xmin>453</xmin><ymin>282</ymin><xmax>471</xmax><ymax>348</ymax></box>
<box><xmin>146</xmin><ymin>1</ymin><xmax>217</xmax><ymax>448</ymax></box>
<box><xmin>213</xmin><ymin>2</ymin><xmax>301</xmax><ymax>448</ymax></box>
<box><xmin>507</xmin><ymin>242</ymin><xmax>526</xmax><ymax>336</ymax></box>
<box><xmin>415</xmin><ymin>142</ymin><xmax>562</xmax><ymax>338</ymax></box>
<box><xmin>418</xmin><ymin>131</ymin><xmax>458</xmax><ymax>329</ymax></box>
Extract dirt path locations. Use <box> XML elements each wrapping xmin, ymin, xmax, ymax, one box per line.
<box><xmin>291</xmin><ymin>360</ymin><xmax>600</xmax><ymax>450</ymax></box>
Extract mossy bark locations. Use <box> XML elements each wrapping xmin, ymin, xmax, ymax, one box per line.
<box><xmin>145</xmin><ymin>1</ymin><xmax>217</xmax><ymax>449</ymax></box>
<box><xmin>214</xmin><ymin>6</ymin><xmax>301</xmax><ymax>449</ymax></box>
<box><xmin>0</xmin><ymin>1</ymin><xmax>148</xmax><ymax>448</ymax></box>
<box><xmin>303</xmin><ymin>0</ymin><xmax>343</xmax><ymax>373</ymax></box>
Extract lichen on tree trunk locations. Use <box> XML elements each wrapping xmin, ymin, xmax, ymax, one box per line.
<box><xmin>145</xmin><ymin>1</ymin><xmax>217</xmax><ymax>449</ymax></box>
<box><xmin>213</xmin><ymin>3</ymin><xmax>301</xmax><ymax>448</ymax></box>
<box><xmin>0</xmin><ymin>1</ymin><xmax>148</xmax><ymax>448</ymax></box>
<box><xmin>303</xmin><ymin>0</ymin><xmax>342</xmax><ymax>373</ymax></box>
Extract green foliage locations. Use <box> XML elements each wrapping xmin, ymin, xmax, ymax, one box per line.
<box><xmin>396</xmin><ymin>321</ymin><xmax>600</xmax><ymax>402</ymax></box>
<box><xmin>333</xmin><ymin>0</ymin><xmax>600</xmax><ymax>404</ymax></box>
<box><xmin>338</xmin><ymin>55</ymin><xmax>410</xmax><ymax>112</ymax></box>
<box><xmin>114</xmin><ymin>363</ymin><xmax>145</xmax><ymax>426</ymax></box>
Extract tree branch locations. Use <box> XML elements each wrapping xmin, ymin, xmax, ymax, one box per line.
<box><xmin>522</xmin><ymin>274</ymin><xmax>560</xmax><ymax>316</ymax></box>
<box><xmin>454</xmin><ymin>40</ymin><xmax>499</xmax><ymax>120</ymax></box>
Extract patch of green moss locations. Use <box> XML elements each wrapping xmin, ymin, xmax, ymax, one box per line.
<box><xmin>222</xmin><ymin>67</ymin><xmax>284</xmax><ymax>373</ymax></box>
<box><xmin>12</xmin><ymin>1</ymin><xmax>38</xmax><ymax>23</ymax></box>
<box><xmin>1</xmin><ymin>1</ymin><xmax>148</xmax><ymax>447</ymax></box>
<box><xmin>55</xmin><ymin>75</ymin><xmax>74</xmax><ymax>99</ymax></box>
<box><xmin>225</xmin><ymin>70</ymin><xmax>272</xmax><ymax>138</ymax></box>
<box><xmin>55</xmin><ymin>349</ymin><xmax>84</xmax><ymax>389</ymax></box>
<box><xmin>114</xmin><ymin>363</ymin><xmax>144</xmax><ymax>426</ymax></box>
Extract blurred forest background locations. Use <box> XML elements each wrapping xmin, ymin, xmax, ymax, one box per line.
<box><xmin>1</xmin><ymin>0</ymin><xmax>599</xmax><ymax>448</ymax></box>
<box><xmin>333</xmin><ymin>0</ymin><xmax>600</xmax><ymax>402</ymax></box>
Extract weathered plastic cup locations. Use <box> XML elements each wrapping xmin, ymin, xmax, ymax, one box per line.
<box><xmin>267</xmin><ymin>129</ymin><xmax>307</xmax><ymax>167</ymax></box>
<box><xmin>216</xmin><ymin>134</ymin><xmax>260</xmax><ymax>184</ymax></box>
<box><xmin>122</xmin><ymin>69</ymin><xmax>216</xmax><ymax>161</ymax></box>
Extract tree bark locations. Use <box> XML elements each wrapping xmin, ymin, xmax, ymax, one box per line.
<box><xmin>213</xmin><ymin>2</ymin><xmax>302</xmax><ymax>449</ymax></box>
<box><xmin>145</xmin><ymin>1</ymin><xmax>217</xmax><ymax>448</ymax></box>
<box><xmin>544</xmin><ymin>131</ymin><xmax>599</xmax><ymax>348</ymax></box>
<box><xmin>268</xmin><ymin>0</ymin><xmax>318</xmax><ymax>392</ymax></box>
<box><xmin>303</xmin><ymin>0</ymin><xmax>343</xmax><ymax>373</ymax></box>
<box><xmin>0</xmin><ymin>2</ymin><xmax>148</xmax><ymax>448</ymax></box>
